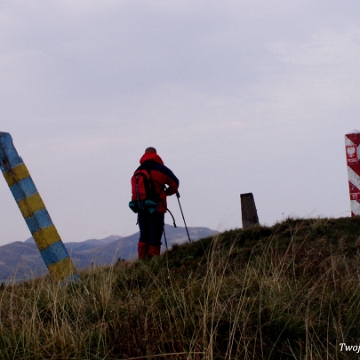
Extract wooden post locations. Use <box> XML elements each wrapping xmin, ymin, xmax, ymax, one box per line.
<box><xmin>0</xmin><ymin>132</ymin><xmax>78</xmax><ymax>282</ymax></box>
<box><xmin>240</xmin><ymin>193</ymin><xmax>259</xmax><ymax>229</ymax></box>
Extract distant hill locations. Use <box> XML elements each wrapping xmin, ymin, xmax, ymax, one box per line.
<box><xmin>0</xmin><ymin>241</ymin><xmax>47</xmax><ymax>282</ymax></box>
<box><xmin>69</xmin><ymin>225</ymin><xmax>218</xmax><ymax>268</ymax></box>
<box><xmin>25</xmin><ymin>235</ymin><xmax>121</xmax><ymax>252</ymax></box>
<box><xmin>0</xmin><ymin>225</ymin><xmax>218</xmax><ymax>283</ymax></box>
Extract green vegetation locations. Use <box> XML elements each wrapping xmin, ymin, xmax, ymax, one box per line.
<box><xmin>1</xmin><ymin>216</ymin><xmax>360</xmax><ymax>359</ymax></box>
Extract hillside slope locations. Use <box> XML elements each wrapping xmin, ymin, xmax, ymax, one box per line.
<box><xmin>0</xmin><ymin>216</ymin><xmax>359</xmax><ymax>359</ymax></box>
<box><xmin>0</xmin><ymin>225</ymin><xmax>218</xmax><ymax>283</ymax></box>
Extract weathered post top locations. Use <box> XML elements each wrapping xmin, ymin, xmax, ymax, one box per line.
<box><xmin>0</xmin><ymin>132</ymin><xmax>23</xmax><ymax>170</ymax></box>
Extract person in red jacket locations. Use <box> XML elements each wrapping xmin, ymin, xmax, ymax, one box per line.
<box><xmin>132</xmin><ymin>147</ymin><xmax>179</xmax><ymax>259</ymax></box>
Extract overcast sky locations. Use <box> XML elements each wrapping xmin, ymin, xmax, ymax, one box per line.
<box><xmin>1</xmin><ymin>1</ymin><xmax>359</xmax><ymax>246</ymax></box>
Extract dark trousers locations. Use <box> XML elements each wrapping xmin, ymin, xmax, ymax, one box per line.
<box><xmin>138</xmin><ymin>211</ymin><xmax>164</xmax><ymax>248</ymax></box>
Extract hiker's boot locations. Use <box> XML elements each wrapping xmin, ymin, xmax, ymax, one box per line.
<box><xmin>148</xmin><ymin>245</ymin><xmax>161</xmax><ymax>257</ymax></box>
<box><xmin>138</xmin><ymin>242</ymin><xmax>147</xmax><ymax>259</ymax></box>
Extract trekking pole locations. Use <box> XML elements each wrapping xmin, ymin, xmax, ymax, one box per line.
<box><xmin>163</xmin><ymin>226</ymin><xmax>168</xmax><ymax>250</ymax></box>
<box><xmin>176</xmin><ymin>191</ymin><xmax>191</xmax><ymax>243</ymax></box>
<box><xmin>166</xmin><ymin>207</ymin><xmax>177</xmax><ymax>228</ymax></box>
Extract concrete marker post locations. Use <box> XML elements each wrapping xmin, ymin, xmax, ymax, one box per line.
<box><xmin>240</xmin><ymin>192</ymin><xmax>259</xmax><ymax>229</ymax></box>
<box><xmin>0</xmin><ymin>132</ymin><xmax>78</xmax><ymax>283</ymax></box>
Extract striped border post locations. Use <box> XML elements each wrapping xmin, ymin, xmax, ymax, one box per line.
<box><xmin>345</xmin><ymin>131</ymin><xmax>360</xmax><ymax>217</ymax></box>
<box><xmin>0</xmin><ymin>132</ymin><xmax>78</xmax><ymax>282</ymax></box>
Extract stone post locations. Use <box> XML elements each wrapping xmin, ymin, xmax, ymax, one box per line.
<box><xmin>240</xmin><ymin>192</ymin><xmax>259</xmax><ymax>229</ymax></box>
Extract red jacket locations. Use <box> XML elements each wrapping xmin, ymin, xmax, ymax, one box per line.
<box><xmin>137</xmin><ymin>152</ymin><xmax>179</xmax><ymax>213</ymax></box>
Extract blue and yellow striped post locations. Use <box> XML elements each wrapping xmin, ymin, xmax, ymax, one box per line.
<box><xmin>0</xmin><ymin>132</ymin><xmax>78</xmax><ymax>282</ymax></box>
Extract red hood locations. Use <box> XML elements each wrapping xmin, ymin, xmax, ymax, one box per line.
<box><xmin>139</xmin><ymin>152</ymin><xmax>164</xmax><ymax>165</ymax></box>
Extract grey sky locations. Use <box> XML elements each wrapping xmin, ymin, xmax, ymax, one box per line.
<box><xmin>1</xmin><ymin>1</ymin><xmax>359</xmax><ymax>245</ymax></box>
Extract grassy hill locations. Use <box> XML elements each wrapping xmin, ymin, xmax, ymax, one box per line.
<box><xmin>0</xmin><ymin>226</ymin><xmax>217</xmax><ymax>283</ymax></box>
<box><xmin>0</xmin><ymin>216</ymin><xmax>360</xmax><ymax>359</ymax></box>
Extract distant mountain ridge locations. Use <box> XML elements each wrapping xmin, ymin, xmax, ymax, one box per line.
<box><xmin>24</xmin><ymin>235</ymin><xmax>121</xmax><ymax>251</ymax></box>
<box><xmin>0</xmin><ymin>225</ymin><xmax>218</xmax><ymax>283</ymax></box>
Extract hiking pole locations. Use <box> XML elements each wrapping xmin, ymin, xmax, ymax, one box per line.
<box><xmin>176</xmin><ymin>191</ymin><xmax>191</xmax><ymax>243</ymax></box>
<box><xmin>166</xmin><ymin>207</ymin><xmax>177</xmax><ymax>228</ymax></box>
<box><xmin>163</xmin><ymin>226</ymin><xmax>168</xmax><ymax>250</ymax></box>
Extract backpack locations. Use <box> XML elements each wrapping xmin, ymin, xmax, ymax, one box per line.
<box><xmin>129</xmin><ymin>163</ymin><xmax>160</xmax><ymax>213</ymax></box>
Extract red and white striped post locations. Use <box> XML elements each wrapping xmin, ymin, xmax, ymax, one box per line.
<box><xmin>345</xmin><ymin>131</ymin><xmax>360</xmax><ymax>216</ymax></box>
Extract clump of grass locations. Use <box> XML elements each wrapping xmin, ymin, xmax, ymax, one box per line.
<box><xmin>1</xmin><ymin>216</ymin><xmax>360</xmax><ymax>359</ymax></box>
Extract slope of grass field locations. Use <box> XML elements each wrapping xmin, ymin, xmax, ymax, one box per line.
<box><xmin>1</xmin><ymin>216</ymin><xmax>360</xmax><ymax>359</ymax></box>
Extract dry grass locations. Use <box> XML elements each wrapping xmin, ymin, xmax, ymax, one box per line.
<box><xmin>1</xmin><ymin>216</ymin><xmax>360</xmax><ymax>359</ymax></box>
